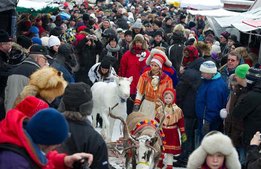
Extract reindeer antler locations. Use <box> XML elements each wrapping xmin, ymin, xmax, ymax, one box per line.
<box><xmin>108</xmin><ymin>104</ymin><xmax>136</xmax><ymax>143</ymax></box>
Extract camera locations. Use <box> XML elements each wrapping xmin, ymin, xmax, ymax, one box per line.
<box><xmin>73</xmin><ymin>158</ymin><xmax>90</xmax><ymax>169</ymax></box>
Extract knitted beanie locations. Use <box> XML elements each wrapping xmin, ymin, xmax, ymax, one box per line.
<box><xmin>25</xmin><ymin>108</ymin><xmax>68</xmax><ymax>145</ymax></box>
<box><xmin>48</xmin><ymin>35</ymin><xmax>61</xmax><ymax>48</ymax></box>
<box><xmin>246</xmin><ymin>65</ymin><xmax>261</xmax><ymax>83</ymax></box>
<box><xmin>200</xmin><ymin>61</ymin><xmax>217</xmax><ymax>74</ymax></box>
<box><xmin>31</xmin><ymin>37</ymin><xmax>42</xmax><ymax>46</ymax></box>
<box><xmin>235</xmin><ymin>64</ymin><xmax>250</xmax><ymax>79</ymax></box>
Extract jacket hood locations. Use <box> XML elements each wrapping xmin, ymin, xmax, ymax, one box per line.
<box><xmin>0</xmin><ymin>109</ymin><xmax>47</xmax><ymax>167</ymax></box>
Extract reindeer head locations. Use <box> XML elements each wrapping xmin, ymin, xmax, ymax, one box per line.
<box><xmin>114</xmin><ymin>76</ymin><xmax>133</xmax><ymax>100</ymax></box>
<box><xmin>134</xmin><ymin>135</ymin><xmax>159</xmax><ymax>169</ymax></box>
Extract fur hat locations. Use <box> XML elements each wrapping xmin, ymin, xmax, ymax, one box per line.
<box><xmin>187</xmin><ymin>131</ymin><xmax>241</xmax><ymax>169</ymax></box>
<box><xmin>146</xmin><ymin>48</ymin><xmax>172</xmax><ymax>68</ymax></box>
<box><xmin>200</xmin><ymin>60</ymin><xmax>217</xmax><ymax>74</ymax></box>
<box><xmin>59</xmin><ymin>82</ymin><xmax>93</xmax><ymax>116</ymax></box>
<box><xmin>130</xmin><ymin>34</ymin><xmax>148</xmax><ymax>50</ymax></box>
<box><xmin>14</xmin><ymin>67</ymin><xmax>67</xmax><ymax>106</ymax></box>
<box><xmin>48</xmin><ymin>35</ymin><xmax>61</xmax><ymax>48</ymax></box>
<box><xmin>25</xmin><ymin>108</ymin><xmax>68</xmax><ymax>145</ymax></box>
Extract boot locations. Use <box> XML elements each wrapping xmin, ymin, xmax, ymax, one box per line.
<box><xmin>166</xmin><ymin>165</ymin><xmax>173</xmax><ymax>169</ymax></box>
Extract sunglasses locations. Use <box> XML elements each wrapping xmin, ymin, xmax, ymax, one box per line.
<box><xmin>227</xmin><ymin>58</ymin><xmax>236</xmax><ymax>62</ymax></box>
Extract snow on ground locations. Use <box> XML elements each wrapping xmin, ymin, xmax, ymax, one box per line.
<box><xmin>96</xmin><ymin>120</ymin><xmax>186</xmax><ymax>169</ymax></box>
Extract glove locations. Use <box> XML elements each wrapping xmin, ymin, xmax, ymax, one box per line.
<box><xmin>133</xmin><ymin>104</ymin><xmax>140</xmax><ymax>112</ymax></box>
<box><xmin>181</xmin><ymin>133</ymin><xmax>187</xmax><ymax>143</ymax></box>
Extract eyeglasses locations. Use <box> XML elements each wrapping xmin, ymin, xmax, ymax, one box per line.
<box><xmin>227</xmin><ymin>58</ymin><xmax>236</xmax><ymax>62</ymax></box>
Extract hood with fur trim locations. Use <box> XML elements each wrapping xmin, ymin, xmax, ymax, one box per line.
<box><xmin>146</xmin><ymin>48</ymin><xmax>172</xmax><ymax>67</ymax></box>
<box><xmin>14</xmin><ymin>67</ymin><xmax>67</xmax><ymax>106</ymax></box>
<box><xmin>187</xmin><ymin>131</ymin><xmax>241</xmax><ymax>169</ymax></box>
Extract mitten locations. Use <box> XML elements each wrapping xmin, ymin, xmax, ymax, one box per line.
<box><xmin>181</xmin><ymin>133</ymin><xmax>187</xmax><ymax>143</ymax></box>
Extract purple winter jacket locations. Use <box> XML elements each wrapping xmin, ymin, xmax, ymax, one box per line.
<box><xmin>0</xmin><ymin>150</ymin><xmax>31</xmax><ymax>169</ymax></box>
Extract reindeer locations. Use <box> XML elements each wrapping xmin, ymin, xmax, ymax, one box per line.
<box><xmin>109</xmin><ymin>106</ymin><xmax>165</xmax><ymax>169</ymax></box>
<box><xmin>91</xmin><ymin>76</ymin><xmax>133</xmax><ymax>141</ymax></box>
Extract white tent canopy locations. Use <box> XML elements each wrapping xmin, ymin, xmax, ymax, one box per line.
<box><xmin>187</xmin><ymin>8</ymin><xmax>239</xmax><ymax>17</ymax></box>
<box><xmin>214</xmin><ymin>7</ymin><xmax>261</xmax><ymax>32</ymax></box>
<box><xmin>180</xmin><ymin>0</ymin><xmax>223</xmax><ymax>10</ymax></box>
<box><xmin>17</xmin><ymin>0</ymin><xmax>59</xmax><ymax>11</ymax></box>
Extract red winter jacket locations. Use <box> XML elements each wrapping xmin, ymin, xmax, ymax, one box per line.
<box><xmin>118</xmin><ymin>50</ymin><xmax>150</xmax><ymax>94</ymax></box>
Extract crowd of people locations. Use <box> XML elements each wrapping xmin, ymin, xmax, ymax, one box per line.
<box><xmin>0</xmin><ymin>0</ymin><xmax>261</xmax><ymax>168</ymax></box>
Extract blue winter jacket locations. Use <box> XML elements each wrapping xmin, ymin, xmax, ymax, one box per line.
<box><xmin>196</xmin><ymin>72</ymin><xmax>228</xmax><ymax>123</ymax></box>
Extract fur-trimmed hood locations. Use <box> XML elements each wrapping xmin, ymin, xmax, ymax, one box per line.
<box><xmin>14</xmin><ymin>67</ymin><xmax>67</xmax><ymax>106</ymax></box>
<box><xmin>187</xmin><ymin>131</ymin><xmax>241</xmax><ymax>169</ymax></box>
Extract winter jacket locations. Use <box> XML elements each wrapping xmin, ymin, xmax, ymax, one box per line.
<box><xmin>196</xmin><ymin>72</ymin><xmax>228</xmax><ymax>122</ymax></box>
<box><xmin>246</xmin><ymin>145</ymin><xmax>261</xmax><ymax>169</ymax></box>
<box><xmin>118</xmin><ymin>49</ymin><xmax>150</xmax><ymax>94</ymax></box>
<box><xmin>59</xmin><ymin>118</ymin><xmax>109</xmax><ymax>169</ymax></box>
<box><xmin>5</xmin><ymin>57</ymin><xmax>40</xmax><ymax>111</ymax></box>
<box><xmin>0</xmin><ymin>109</ymin><xmax>68</xmax><ymax>169</ymax></box>
<box><xmin>75</xmin><ymin>38</ymin><xmax>102</xmax><ymax>80</ymax></box>
<box><xmin>196</xmin><ymin>73</ymin><xmax>228</xmax><ymax>136</ymax></box>
<box><xmin>176</xmin><ymin>58</ymin><xmax>204</xmax><ymax>119</ymax></box>
<box><xmin>166</xmin><ymin>40</ymin><xmax>185</xmax><ymax>73</ymax></box>
<box><xmin>232</xmin><ymin>81</ymin><xmax>261</xmax><ymax>146</ymax></box>
<box><xmin>88</xmin><ymin>62</ymin><xmax>117</xmax><ymax>85</ymax></box>
<box><xmin>224</xmin><ymin>84</ymin><xmax>248</xmax><ymax>147</ymax></box>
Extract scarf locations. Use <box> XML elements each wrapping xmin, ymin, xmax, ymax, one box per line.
<box><xmin>131</xmin><ymin>45</ymin><xmax>143</xmax><ymax>55</ymax></box>
<box><xmin>106</xmin><ymin>44</ymin><xmax>121</xmax><ymax>58</ymax></box>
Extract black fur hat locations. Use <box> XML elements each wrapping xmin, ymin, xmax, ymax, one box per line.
<box><xmin>61</xmin><ymin>82</ymin><xmax>93</xmax><ymax>115</ymax></box>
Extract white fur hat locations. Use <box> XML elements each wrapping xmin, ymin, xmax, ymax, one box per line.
<box><xmin>48</xmin><ymin>35</ymin><xmax>61</xmax><ymax>48</ymax></box>
<box><xmin>146</xmin><ymin>48</ymin><xmax>172</xmax><ymax>68</ymax></box>
<box><xmin>187</xmin><ymin>131</ymin><xmax>241</xmax><ymax>169</ymax></box>
<box><xmin>199</xmin><ymin>60</ymin><xmax>217</xmax><ymax>74</ymax></box>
